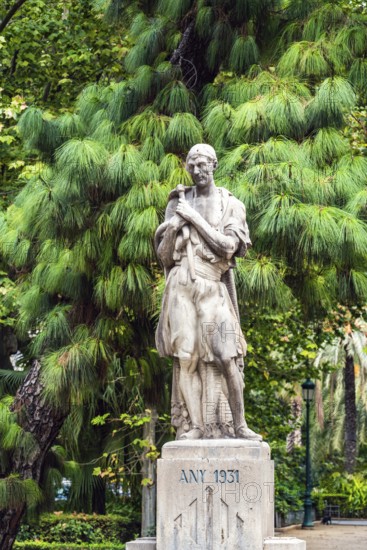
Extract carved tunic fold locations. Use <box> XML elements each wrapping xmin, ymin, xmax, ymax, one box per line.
<box><xmin>156</xmin><ymin>187</ymin><xmax>250</xmax><ymax>364</ymax></box>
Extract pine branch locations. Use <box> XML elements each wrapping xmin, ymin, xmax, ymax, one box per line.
<box><xmin>0</xmin><ymin>0</ymin><xmax>28</xmax><ymax>34</ymax></box>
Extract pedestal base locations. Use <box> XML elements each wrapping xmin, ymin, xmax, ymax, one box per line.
<box><xmin>157</xmin><ymin>439</ymin><xmax>274</xmax><ymax>550</ymax></box>
<box><xmin>264</xmin><ymin>537</ymin><xmax>306</xmax><ymax>549</ymax></box>
<box><xmin>126</xmin><ymin>538</ymin><xmax>157</xmax><ymax>549</ymax></box>
<box><xmin>125</xmin><ymin>536</ymin><xmax>306</xmax><ymax>549</ymax></box>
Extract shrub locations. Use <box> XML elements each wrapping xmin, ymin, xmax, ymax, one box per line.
<box><xmin>17</xmin><ymin>513</ymin><xmax>140</xmax><ymax>545</ymax></box>
<box><xmin>313</xmin><ymin>472</ymin><xmax>367</xmax><ymax>517</ymax></box>
<box><xmin>14</xmin><ymin>543</ymin><xmax>126</xmax><ymax>550</ymax></box>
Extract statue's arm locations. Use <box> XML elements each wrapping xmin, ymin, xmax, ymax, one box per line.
<box><xmin>156</xmin><ymin>200</ymin><xmax>186</xmax><ymax>268</ymax></box>
<box><xmin>176</xmin><ymin>199</ymin><xmax>240</xmax><ymax>259</ymax></box>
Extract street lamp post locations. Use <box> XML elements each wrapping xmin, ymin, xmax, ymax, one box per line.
<box><xmin>301</xmin><ymin>378</ymin><xmax>315</xmax><ymax>529</ymax></box>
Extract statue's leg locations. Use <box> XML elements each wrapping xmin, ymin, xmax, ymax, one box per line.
<box><xmin>221</xmin><ymin>358</ymin><xmax>262</xmax><ymax>441</ymax></box>
<box><xmin>199</xmin><ymin>361</ymin><xmax>223</xmax><ymax>437</ymax></box>
<box><xmin>178</xmin><ymin>357</ymin><xmax>204</xmax><ymax>440</ymax></box>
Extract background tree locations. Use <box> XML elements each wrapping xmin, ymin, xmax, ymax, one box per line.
<box><xmin>1</xmin><ymin>0</ymin><xmax>367</xmax><ymax>545</ymax></box>
<box><xmin>312</xmin><ymin>308</ymin><xmax>367</xmax><ymax>473</ymax></box>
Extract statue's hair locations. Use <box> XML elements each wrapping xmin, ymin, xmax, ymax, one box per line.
<box><xmin>186</xmin><ymin>143</ymin><xmax>218</xmax><ymax>170</ymax></box>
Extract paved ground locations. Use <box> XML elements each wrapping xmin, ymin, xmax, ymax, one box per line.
<box><xmin>283</xmin><ymin>522</ymin><xmax>367</xmax><ymax>549</ymax></box>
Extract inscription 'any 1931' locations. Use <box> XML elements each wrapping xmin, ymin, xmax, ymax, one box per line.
<box><xmin>179</xmin><ymin>469</ymin><xmax>239</xmax><ymax>484</ymax></box>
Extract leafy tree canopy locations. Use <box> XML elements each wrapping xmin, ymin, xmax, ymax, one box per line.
<box><xmin>1</xmin><ymin>0</ymin><xmax>367</xmax><ymax>540</ymax></box>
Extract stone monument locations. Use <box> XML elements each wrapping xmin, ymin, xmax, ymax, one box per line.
<box><xmin>126</xmin><ymin>145</ymin><xmax>305</xmax><ymax>550</ymax></box>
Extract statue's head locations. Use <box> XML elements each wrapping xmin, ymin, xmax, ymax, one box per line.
<box><xmin>185</xmin><ymin>144</ymin><xmax>218</xmax><ymax>187</ymax></box>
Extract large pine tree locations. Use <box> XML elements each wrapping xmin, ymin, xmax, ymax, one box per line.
<box><xmin>1</xmin><ymin>0</ymin><xmax>367</xmax><ymax>545</ymax></box>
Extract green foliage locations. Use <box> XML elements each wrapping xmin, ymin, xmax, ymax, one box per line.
<box><xmin>203</xmin><ymin>101</ymin><xmax>235</xmax><ymax>149</ymax></box>
<box><xmin>229</xmin><ymin>36</ymin><xmax>259</xmax><ymax>74</ymax></box>
<box><xmin>313</xmin><ymin>471</ymin><xmax>367</xmax><ymax>516</ymax></box>
<box><xmin>0</xmin><ymin>476</ymin><xmax>42</xmax><ymax>510</ymax></box>
<box><xmin>17</xmin><ymin>513</ymin><xmax>139</xmax><ymax>546</ymax></box>
<box><xmin>278</xmin><ymin>40</ymin><xmax>331</xmax><ymax>78</ymax></box>
<box><xmin>164</xmin><ymin>113</ymin><xmax>203</xmax><ymax>152</ymax></box>
<box><xmin>154</xmin><ymin>81</ymin><xmax>196</xmax><ymax>115</ymax></box>
<box><xmin>2</xmin><ymin>0</ymin><xmax>367</xmax><ymax>530</ymax></box>
<box><xmin>273</xmin><ymin>443</ymin><xmax>305</xmax><ymax>516</ymax></box>
<box><xmin>15</xmin><ymin>543</ymin><xmax>126</xmax><ymax>550</ymax></box>
<box><xmin>0</xmin><ymin>1</ymin><xmax>126</xmax><ymax>108</ymax></box>
<box><xmin>0</xmin><ymin>272</ymin><xmax>17</xmax><ymax>326</ymax></box>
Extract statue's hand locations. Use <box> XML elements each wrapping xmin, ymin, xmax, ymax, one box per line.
<box><xmin>176</xmin><ymin>198</ymin><xmax>198</xmax><ymax>223</ymax></box>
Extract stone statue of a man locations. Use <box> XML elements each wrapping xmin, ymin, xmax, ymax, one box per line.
<box><xmin>155</xmin><ymin>144</ymin><xmax>261</xmax><ymax>441</ymax></box>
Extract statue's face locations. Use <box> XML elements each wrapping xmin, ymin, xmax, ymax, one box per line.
<box><xmin>186</xmin><ymin>154</ymin><xmax>215</xmax><ymax>188</ymax></box>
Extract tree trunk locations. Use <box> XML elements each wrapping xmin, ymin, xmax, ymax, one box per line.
<box><xmin>170</xmin><ymin>20</ymin><xmax>216</xmax><ymax>91</ymax></box>
<box><xmin>0</xmin><ymin>0</ymin><xmax>29</xmax><ymax>33</ymax></box>
<box><xmin>141</xmin><ymin>408</ymin><xmax>157</xmax><ymax>537</ymax></box>
<box><xmin>0</xmin><ymin>360</ymin><xmax>68</xmax><ymax>549</ymax></box>
<box><xmin>92</xmin><ymin>477</ymin><xmax>106</xmax><ymax>515</ymax></box>
<box><xmin>344</xmin><ymin>346</ymin><xmax>357</xmax><ymax>473</ymax></box>
<box><xmin>0</xmin><ymin>327</ymin><xmax>18</xmax><ymax>370</ymax></box>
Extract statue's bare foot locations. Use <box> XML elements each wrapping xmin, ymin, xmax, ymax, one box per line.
<box><xmin>236</xmin><ymin>424</ymin><xmax>262</xmax><ymax>441</ymax></box>
<box><xmin>180</xmin><ymin>426</ymin><xmax>203</xmax><ymax>440</ymax></box>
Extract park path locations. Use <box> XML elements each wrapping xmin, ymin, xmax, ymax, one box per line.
<box><xmin>284</xmin><ymin>522</ymin><xmax>367</xmax><ymax>549</ymax></box>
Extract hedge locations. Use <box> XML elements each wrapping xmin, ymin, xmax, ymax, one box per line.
<box><xmin>14</xmin><ymin>544</ymin><xmax>126</xmax><ymax>550</ymax></box>
<box><xmin>17</xmin><ymin>513</ymin><xmax>140</xmax><ymax>545</ymax></box>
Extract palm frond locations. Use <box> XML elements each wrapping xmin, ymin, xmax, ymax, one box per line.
<box><xmin>159</xmin><ymin>153</ymin><xmax>182</xmax><ymax>180</ymax></box>
<box><xmin>107</xmin><ymin>144</ymin><xmax>144</xmax><ymax>193</ymax></box>
<box><xmin>307</xmin><ymin>77</ymin><xmax>356</xmax><ymax>130</ymax></box>
<box><xmin>121</xmin><ymin>263</ymin><xmax>153</xmax><ymax>311</ymax></box>
<box><xmin>118</xmin><ymin>234</ymin><xmax>155</xmax><ymax>263</ymax></box>
<box><xmin>154</xmin><ymin>81</ymin><xmax>196</xmax><ymax>115</ymax></box>
<box><xmin>230</xmin><ymin>98</ymin><xmax>268</xmax><ymax>144</ymax></box>
<box><xmin>167</xmin><ymin>167</ymin><xmax>192</xmax><ymax>189</ymax></box>
<box><xmin>128</xmin><ymin>110</ymin><xmax>170</xmax><ymax>142</ymax></box>
<box><xmin>302</xmin><ymin>4</ymin><xmax>345</xmax><ymax>41</ymax></box>
<box><xmin>57</xmin><ymin>114</ymin><xmax>86</xmax><ymax>140</ymax></box>
<box><xmin>215</xmin><ymin>144</ymin><xmax>250</xmax><ymax>177</ymax></box>
<box><xmin>228</xmin><ymin>36</ymin><xmax>259</xmax><ymax>74</ymax></box>
<box><xmin>75</xmin><ymin>85</ymin><xmax>107</xmax><ymax>126</ymax></box>
<box><xmin>56</xmin><ymin>139</ymin><xmax>108</xmax><ymax>189</ymax></box>
<box><xmin>278</xmin><ymin>40</ymin><xmax>330</xmax><ymax>78</ymax></box>
<box><xmin>349</xmin><ymin>59</ymin><xmax>367</xmax><ymax>96</ymax></box>
<box><xmin>0</xmin><ymin>369</ymin><xmax>27</xmax><ymax>395</ymax></box>
<box><xmin>264</xmin><ymin>91</ymin><xmax>306</xmax><ymax>139</ymax></box>
<box><xmin>158</xmin><ymin>0</ymin><xmax>193</xmax><ymax>20</ymax></box>
<box><xmin>236</xmin><ymin>256</ymin><xmax>292</xmax><ymax>309</ymax></box>
<box><xmin>125</xmin><ymin>18</ymin><xmax>165</xmax><ymax>72</ymax></box>
<box><xmin>164</xmin><ymin>113</ymin><xmax>203</xmax><ymax>153</ymax></box>
<box><xmin>31</xmin><ymin>305</ymin><xmax>72</xmax><ymax>355</ymax></box>
<box><xmin>107</xmin><ymin>81</ymin><xmax>139</xmax><ymax>125</ymax></box>
<box><xmin>195</xmin><ymin>6</ymin><xmax>215</xmax><ymax>39</ymax></box>
<box><xmin>141</xmin><ymin>137</ymin><xmax>165</xmax><ymax>163</ymax></box>
<box><xmin>126</xmin><ymin>206</ymin><xmax>159</xmax><ymax>238</ymax></box>
<box><xmin>0</xmin><ymin>476</ymin><xmax>42</xmax><ymax>510</ymax></box>
<box><xmin>221</xmin><ymin>78</ymin><xmax>255</xmax><ymax>108</ymax></box>
<box><xmin>202</xmin><ymin>101</ymin><xmax>234</xmax><ymax>149</ymax></box>
<box><xmin>306</xmin><ymin>127</ymin><xmax>348</xmax><ymax>166</ymax></box>
<box><xmin>335</xmin><ymin>25</ymin><xmax>367</xmax><ymax>57</ymax></box>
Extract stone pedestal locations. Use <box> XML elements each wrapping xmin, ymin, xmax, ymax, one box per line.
<box><xmin>125</xmin><ymin>438</ymin><xmax>306</xmax><ymax>549</ymax></box>
<box><xmin>156</xmin><ymin>439</ymin><xmax>274</xmax><ymax>550</ymax></box>
<box><xmin>126</xmin><ymin>537</ymin><xmax>157</xmax><ymax>549</ymax></box>
<box><xmin>264</xmin><ymin>538</ymin><xmax>306</xmax><ymax>549</ymax></box>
